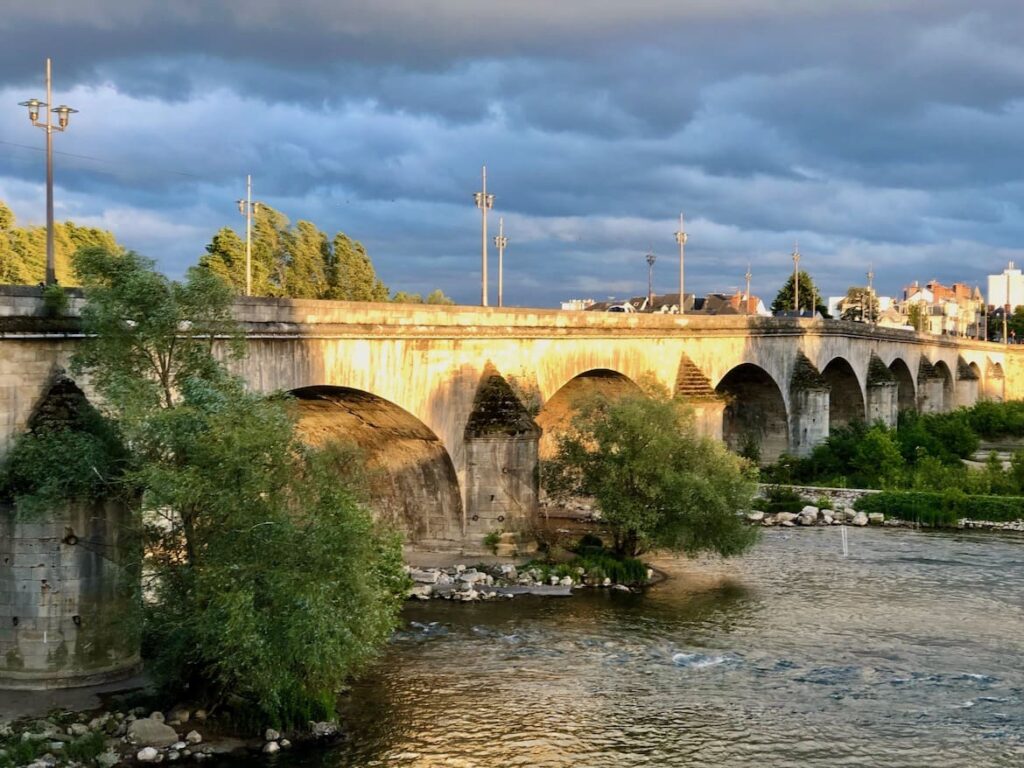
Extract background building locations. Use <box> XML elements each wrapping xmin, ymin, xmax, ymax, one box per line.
<box><xmin>988</xmin><ymin>262</ymin><xmax>1024</xmax><ymax>309</ymax></box>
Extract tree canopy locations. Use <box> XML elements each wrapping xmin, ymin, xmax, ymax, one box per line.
<box><xmin>543</xmin><ymin>387</ymin><xmax>758</xmax><ymax>558</ymax></box>
<box><xmin>198</xmin><ymin>205</ymin><xmax>453</xmax><ymax>304</ymax></box>
<box><xmin>0</xmin><ymin>201</ymin><xmax>122</xmax><ymax>285</ymax></box>
<box><xmin>770</xmin><ymin>270</ymin><xmax>829</xmax><ymax>316</ymax></box>
<box><xmin>840</xmin><ymin>286</ymin><xmax>879</xmax><ymax>322</ymax></box>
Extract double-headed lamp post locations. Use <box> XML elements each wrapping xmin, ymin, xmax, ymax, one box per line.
<box><xmin>236</xmin><ymin>175</ymin><xmax>260</xmax><ymax>297</ymax></box>
<box><xmin>18</xmin><ymin>58</ymin><xmax>77</xmax><ymax>285</ymax></box>
<box><xmin>473</xmin><ymin>166</ymin><xmax>495</xmax><ymax>306</ymax></box>
<box><xmin>792</xmin><ymin>241</ymin><xmax>801</xmax><ymax>314</ymax></box>
<box><xmin>674</xmin><ymin>212</ymin><xmax>687</xmax><ymax>314</ymax></box>
<box><xmin>494</xmin><ymin>216</ymin><xmax>508</xmax><ymax>308</ymax></box>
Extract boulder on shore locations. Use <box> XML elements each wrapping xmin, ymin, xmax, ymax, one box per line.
<box><xmin>868</xmin><ymin>512</ymin><xmax>885</xmax><ymax>525</ymax></box>
<box><xmin>852</xmin><ymin>512</ymin><xmax>869</xmax><ymax>526</ymax></box>
<box><xmin>128</xmin><ymin>717</ymin><xmax>179</xmax><ymax>748</ymax></box>
<box><xmin>746</xmin><ymin>510</ymin><xmax>765</xmax><ymax>523</ymax></box>
<box><xmin>800</xmin><ymin>505</ymin><xmax>820</xmax><ymax>518</ymax></box>
<box><xmin>775</xmin><ymin>512</ymin><xmax>798</xmax><ymax>524</ymax></box>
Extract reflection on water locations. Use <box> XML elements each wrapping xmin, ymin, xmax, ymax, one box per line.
<box><xmin>232</xmin><ymin>528</ymin><xmax>1024</xmax><ymax>767</ymax></box>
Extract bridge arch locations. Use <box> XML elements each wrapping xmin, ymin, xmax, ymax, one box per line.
<box><xmin>888</xmin><ymin>358</ymin><xmax>917</xmax><ymax>413</ymax></box>
<box><xmin>536</xmin><ymin>369</ymin><xmax>640</xmax><ymax>458</ymax></box>
<box><xmin>715</xmin><ymin>363</ymin><xmax>789</xmax><ymax>463</ymax></box>
<box><xmin>986</xmin><ymin>360</ymin><xmax>1005</xmax><ymax>402</ymax></box>
<box><xmin>821</xmin><ymin>356</ymin><xmax>866</xmax><ymax>430</ymax></box>
<box><xmin>933</xmin><ymin>361</ymin><xmax>955</xmax><ymax>412</ymax></box>
<box><xmin>290</xmin><ymin>385</ymin><xmax>464</xmax><ymax>547</ymax></box>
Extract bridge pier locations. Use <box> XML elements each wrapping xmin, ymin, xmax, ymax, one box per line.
<box><xmin>866</xmin><ymin>382</ymin><xmax>899</xmax><ymax>427</ymax></box>
<box><xmin>789</xmin><ymin>354</ymin><xmax>829</xmax><ymax>457</ymax></box>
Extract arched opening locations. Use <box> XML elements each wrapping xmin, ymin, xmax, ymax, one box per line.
<box><xmin>291</xmin><ymin>386</ymin><xmax>463</xmax><ymax>547</ymax></box>
<box><xmin>715</xmin><ymin>363</ymin><xmax>789</xmax><ymax>463</ymax></box>
<box><xmin>536</xmin><ymin>369</ymin><xmax>639</xmax><ymax>459</ymax></box>
<box><xmin>933</xmin><ymin>361</ymin><xmax>955</xmax><ymax>412</ymax></box>
<box><xmin>822</xmin><ymin>357</ymin><xmax>865</xmax><ymax>431</ymax></box>
<box><xmin>888</xmin><ymin>358</ymin><xmax>917</xmax><ymax>413</ymax></box>
<box><xmin>969</xmin><ymin>361</ymin><xmax>982</xmax><ymax>380</ymax></box>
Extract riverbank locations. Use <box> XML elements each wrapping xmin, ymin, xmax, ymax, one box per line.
<box><xmin>747</xmin><ymin>503</ymin><xmax>1024</xmax><ymax>532</ymax></box>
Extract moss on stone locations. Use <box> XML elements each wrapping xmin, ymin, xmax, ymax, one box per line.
<box><xmin>465</xmin><ymin>364</ymin><xmax>541</xmax><ymax>438</ymax></box>
<box><xmin>790</xmin><ymin>352</ymin><xmax>828</xmax><ymax>392</ymax></box>
<box><xmin>868</xmin><ymin>354</ymin><xmax>896</xmax><ymax>385</ymax></box>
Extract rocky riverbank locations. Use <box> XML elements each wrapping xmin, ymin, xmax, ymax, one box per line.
<box><xmin>0</xmin><ymin>706</ymin><xmax>341</xmax><ymax>768</ymax></box>
<box><xmin>746</xmin><ymin>505</ymin><xmax>1024</xmax><ymax>532</ymax></box>
<box><xmin>405</xmin><ymin>562</ymin><xmax>644</xmax><ymax>601</ymax></box>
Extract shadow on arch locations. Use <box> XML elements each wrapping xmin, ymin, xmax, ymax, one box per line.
<box><xmin>290</xmin><ymin>385</ymin><xmax>463</xmax><ymax>548</ymax></box>
<box><xmin>535</xmin><ymin>369</ymin><xmax>640</xmax><ymax>459</ymax></box>
<box><xmin>715</xmin><ymin>363</ymin><xmax>789</xmax><ymax>464</ymax></box>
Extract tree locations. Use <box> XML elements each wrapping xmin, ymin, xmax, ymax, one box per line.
<box><xmin>770</xmin><ymin>270</ymin><xmax>828</xmax><ymax>316</ymax></box>
<box><xmin>0</xmin><ymin>199</ymin><xmax>123</xmax><ymax>284</ymax></box>
<box><xmin>1007</xmin><ymin>305</ymin><xmax>1024</xmax><ymax>343</ymax></box>
<box><xmin>425</xmin><ymin>289</ymin><xmax>456</xmax><ymax>305</ymax></box>
<box><xmin>328</xmin><ymin>232</ymin><xmax>389</xmax><ymax>301</ymax></box>
<box><xmin>72</xmin><ymin>247</ymin><xmax>241</xmax><ymax>414</ymax></box>
<box><xmin>840</xmin><ymin>286</ymin><xmax>879</xmax><ymax>322</ymax></box>
<box><xmin>284</xmin><ymin>220</ymin><xmax>329</xmax><ymax>298</ymax></box>
<box><xmin>543</xmin><ymin>388</ymin><xmax>758</xmax><ymax>558</ymax></box>
<box><xmin>197</xmin><ymin>227</ymin><xmax>247</xmax><ymax>294</ymax></box>
<box><xmin>70</xmin><ymin>246</ymin><xmax>405</xmax><ymax>725</ymax></box>
<box><xmin>907</xmin><ymin>302</ymin><xmax>927</xmax><ymax>332</ymax></box>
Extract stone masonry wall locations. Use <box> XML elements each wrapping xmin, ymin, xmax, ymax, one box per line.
<box><xmin>0</xmin><ymin>500</ymin><xmax>140</xmax><ymax>690</ymax></box>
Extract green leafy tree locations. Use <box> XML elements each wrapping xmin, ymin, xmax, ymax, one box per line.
<box><xmin>0</xmin><ymin>200</ymin><xmax>122</xmax><ymax>284</ymax></box>
<box><xmin>71</xmin><ymin>247</ymin><xmax>405</xmax><ymax>725</ymax></box>
<box><xmin>840</xmin><ymin>286</ymin><xmax>879</xmax><ymax>322</ymax></box>
<box><xmin>425</xmin><ymin>289</ymin><xmax>456</xmax><ymax>305</ymax></box>
<box><xmin>284</xmin><ymin>220</ymin><xmax>329</xmax><ymax>298</ymax></box>
<box><xmin>770</xmin><ymin>270</ymin><xmax>828</xmax><ymax>316</ymax></box>
<box><xmin>851</xmin><ymin>425</ymin><xmax>905</xmax><ymax>488</ymax></box>
<box><xmin>1007</xmin><ymin>305</ymin><xmax>1024</xmax><ymax>342</ymax></box>
<box><xmin>543</xmin><ymin>388</ymin><xmax>757</xmax><ymax>558</ymax></box>
<box><xmin>907</xmin><ymin>302</ymin><xmax>927</xmax><ymax>331</ymax></box>
<box><xmin>197</xmin><ymin>227</ymin><xmax>247</xmax><ymax>294</ymax></box>
<box><xmin>72</xmin><ymin>247</ymin><xmax>241</xmax><ymax>414</ymax></box>
<box><xmin>328</xmin><ymin>232</ymin><xmax>389</xmax><ymax>301</ymax></box>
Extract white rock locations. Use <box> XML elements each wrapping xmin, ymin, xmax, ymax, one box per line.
<box><xmin>746</xmin><ymin>510</ymin><xmax>765</xmax><ymax>522</ymax></box>
<box><xmin>559</xmin><ymin>576</ymin><xmax>573</xmax><ymax>586</ymax></box>
<box><xmin>264</xmin><ymin>729</ymin><xmax>280</xmax><ymax>742</ymax></box>
<box><xmin>797</xmin><ymin>513</ymin><xmax>817</xmax><ymax>526</ymax></box>
<box><xmin>800</xmin><ymin>505</ymin><xmax>820</xmax><ymax>517</ymax></box>
<box><xmin>69</xmin><ymin>723</ymin><xmax>89</xmax><ymax>737</ymax></box>
<box><xmin>868</xmin><ymin>512</ymin><xmax>885</xmax><ymax>525</ymax></box>
<box><xmin>137</xmin><ymin>747</ymin><xmax>160</xmax><ymax>762</ymax></box>
<box><xmin>775</xmin><ymin>512</ymin><xmax>798</xmax><ymax>524</ymax></box>
<box><xmin>127</xmin><ymin>718</ymin><xmax>179</xmax><ymax>748</ymax></box>
<box><xmin>149</xmin><ymin>712</ymin><xmax>165</xmax><ymax>724</ymax></box>
<box><xmin>458</xmin><ymin>569</ymin><xmax>486</xmax><ymax>585</ymax></box>
<box><xmin>184</xmin><ymin>730</ymin><xmax>202</xmax><ymax>745</ymax></box>
<box><xmin>173</xmin><ymin>741</ymin><xmax>187</xmax><ymax>750</ymax></box>
<box><xmin>96</xmin><ymin>749</ymin><xmax>119</xmax><ymax>768</ymax></box>
<box><xmin>192</xmin><ymin>711</ymin><xmax>207</xmax><ymax>723</ymax></box>
<box><xmin>263</xmin><ymin>742</ymin><xmax>280</xmax><ymax>755</ymax></box>
<box><xmin>780</xmin><ymin>520</ymin><xmax>796</xmax><ymax>527</ymax></box>
<box><xmin>821</xmin><ymin>508</ymin><xmax>833</xmax><ymax>519</ymax></box>
<box><xmin>168</xmin><ymin>750</ymin><xmax>181</xmax><ymax>762</ymax></box>
<box><xmin>280</xmin><ymin>739</ymin><xmax>292</xmax><ymax>749</ymax></box>
<box><xmin>853</xmin><ymin>512</ymin><xmax>869</xmax><ymax>526</ymax></box>
<box><xmin>612</xmin><ymin>583</ymin><xmax>631</xmax><ymax>592</ymax></box>
<box><xmin>549</xmin><ymin>575</ymin><xmax>560</xmax><ymax>585</ymax></box>
<box><xmin>823</xmin><ymin>515</ymin><xmax>834</xmax><ymax>525</ymax></box>
<box><xmin>409</xmin><ymin>569</ymin><xmax>439</xmax><ymax>584</ymax></box>
<box><xmin>454</xmin><ymin>564</ymin><xmax>466</xmax><ymax>573</ymax></box>
<box><xmin>602</xmin><ymin>577</ymin><xmax>611</xmax><ymax>587</ymax></box>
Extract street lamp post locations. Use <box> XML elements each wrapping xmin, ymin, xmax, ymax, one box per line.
<box><xmin>473</xmin><ymin>166</ymin><xmax>495</xmax><ymax>307</ymax></box>
<box><xmin>674</xmin><ymin>212</ymin><xmax>687</xmax><ymax>314</ymax></box>
<box><xmin>236</xmin><ymin>175</ymin><xmax>259</xmax><ymax>296</ymax></box>
<box><xmin>792</xmin><ymin>242</ymin><xmax>801</xmax><ymax>314</ymax></box>
<box><xmin>494</xmin><ymin>216</ymin><xmax>508</xmax><ymax>308</ymax></box>
<box><xmin>646</xmin><ymin>250</ymin><xmax>656</xmax><ymax>310</ymax></box>
<box><xmin>745</xmin><ymin>263</ymin><xmax>752</xmax><ymax>314</ymax></box>
<box><xmin>18</xmin><ymin>58</ymin><xmax>77</xmax><ymax>285</ymax></box>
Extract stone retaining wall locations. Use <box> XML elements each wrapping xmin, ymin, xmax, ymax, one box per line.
<box><xmin>757</xmin><ymin>484</ymin><xmax>879</xmax><ymax>511</ymax></box>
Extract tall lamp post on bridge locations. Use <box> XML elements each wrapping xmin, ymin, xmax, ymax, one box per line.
<box><xmin>18</xmin><ymin>58</ymin><xmax>77</xmax><ymax>286</ymax></box>
<box><xmin>866</xmin><ymin>264</ymin><xmax>875</xmax><ymax>326</ymax></box>
<box><xmin>674</xmin><ymin>212</ymin><xmax>687</xmax><ymax>313</ymax></box>
<box><xmin>494</xmin><ymin>216</ymin><xmax>507</xmax><ymax>308</ymax></box>
<box><xmin>473</xmin><ymin>166</ymin><xmax>495</xmax><ymax>307</ymax></box>
<box><xmin>646</xmin><ymin>250</ymin><xmax>657</xmax><ymax>310</ymax></box>
<box><xmin>745</xmin><ymin>263</ymin><xmax>753</xmax><ymax>314</ymax></box>
<box><xmin>236</xmin><ymin>174</ymin><xmax>260</xmax><ymax>297</ymax></box>
<box><xmin>791</xmin><ymin>241</ymin><xmax>801</xmax><ymax>314</ymax></box>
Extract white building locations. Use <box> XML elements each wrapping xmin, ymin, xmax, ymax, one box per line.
<box><xmin>987</xmin><ymin>262</ymin><xmax>1024</xmax><ymax>308</ymax></box>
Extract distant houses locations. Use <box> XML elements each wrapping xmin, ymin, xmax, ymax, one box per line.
<box><xmin>561</xmin><ymin>291</ymin><xmax>771</xmax><ymax>316</ymax></box>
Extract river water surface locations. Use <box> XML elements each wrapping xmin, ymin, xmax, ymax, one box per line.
<box><xmin>264</xmin><ymin>528</ymin><xmax>1024</xmax><ymax>767</ymax></box>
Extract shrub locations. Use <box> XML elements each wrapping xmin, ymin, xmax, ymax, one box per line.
<box><xmin>483</xmin><ymin>529</ymin><xmax>502</xmax><ymax>554</ymax></box>
<box><xmin>41</xmin><ymin>283</ymin><xmax>69</xmax><ymax>316</ymax></box>
<box><xmin>755</xmin><ymin>485</ymin><xmax>814</xmax><ymax>513</ymax></box>
<box><xmin>856</xmin><ymin>490</ymin><xmax>1024</xmax><ymax>527</ymax></box>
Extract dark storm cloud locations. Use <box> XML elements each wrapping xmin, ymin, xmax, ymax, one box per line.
<box><xmin>0</xmin><ymin>0</ymin><xmax>1023</xmax><ymax>306</ymax></box>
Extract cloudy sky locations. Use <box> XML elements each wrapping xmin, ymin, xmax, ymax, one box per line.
<box><xmin>1</xmin><ymin>0</ymin><xmax>1023</xmax><ymax>307</ymax></box>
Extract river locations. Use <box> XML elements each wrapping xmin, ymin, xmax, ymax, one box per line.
<box><xmin>244</xmin><ymin>527</ymin><xmax>1024</xmax><ymax>767</ymax></box>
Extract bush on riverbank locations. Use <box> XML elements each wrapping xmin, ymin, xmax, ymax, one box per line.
<box><xmin>543</xmin><ymin>386</ymin><xmax>757</xmax><ymax>558</ymax></box>
<box><xmin>855</xmin><ymin>490</ymin><xmax>1024</xmax><ymax>526</ymax></box>
<box><xmin>761</xmin><ymin>403</ymin><xmax>1024</xmax><ymax>494</ymax></box>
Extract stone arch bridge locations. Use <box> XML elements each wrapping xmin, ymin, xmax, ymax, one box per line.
<box><xmin>1</xmin><ymin>292</ymin><xmax>1019</xmax><ymax>552</ymax></box>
